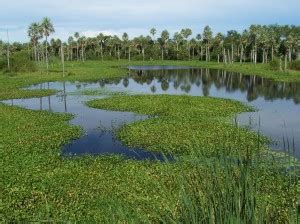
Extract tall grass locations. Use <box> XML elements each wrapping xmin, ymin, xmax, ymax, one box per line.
<box><xmin>169</xmin><ymin>125</ymin><xmax>299</xmax><ymax>223</ymax></box>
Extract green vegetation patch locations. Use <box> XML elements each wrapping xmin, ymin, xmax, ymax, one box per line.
<box><xmin>0</xmin><ymin>103</ymin><xmax>182</xmax><ymax>222</ymax></box>
<box><xmin>88</xmin><ymin>95</ymin><xmax>265</xmax><ymax>156</ymax></box>
<box><xmin>1</xmin><ymin>102</ymin><xmax>298</xmax><ymax>222</ymax></box>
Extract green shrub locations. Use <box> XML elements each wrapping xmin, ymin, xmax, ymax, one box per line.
<box><xmin>269</xmin><ymin>58</ymin><xmax>281</xmax><ymax>70</ymax></box>
<box><xmin>0</xmin><ymin>57</ymin><xmax>6</xmax><ymax>70</ymax></box>
<box><xmin>289</xmin><ymin>60</ymin><xmax>300</xmax><ymax>71</ymax></box>
<box><xmin>4</xmin><ymin>51</ymin><xmax>37</xmax><ymax>72</ymax></box>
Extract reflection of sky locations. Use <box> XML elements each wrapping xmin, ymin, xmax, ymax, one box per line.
<box><xmin>1</xmin><ymin>0</ymin><xmax>299</xmax><ymax>42</ymax></box>
<box><xmin>4</xmin><ymin>67</ymin><xmax>300</xmax><ymax>158</ymax></box>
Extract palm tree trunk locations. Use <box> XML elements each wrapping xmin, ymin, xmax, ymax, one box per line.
<box><xmin>227</xmin><ymin>49</ymin><xmax>230</xmax><ymax>64</ymax></box>
<box><xmin>231</xmin><ymin>44</ymin><xmax>234</xmax><ymax>63</ymax></box>
<box><xmin>45</xmin><ymin>36</ymin><xmax>49</xmax><ymax>73</ymax></box>
<box><xmin>271</xmin><ymin>45</ymin><xmax>274</xmax><ymax>61</ymax></box>
<box><xmin>128</xmin><ymin>47</ymin><xmax>131</xmax><ymax>62</ymax></box>
<box><xmin>61</xmin><ymin>43</ymin><xmax>65</xmax><ymax>77</ymax></box>
<box><xmin>100</xmin><ymin>43</ymin><xmax>103</xmax><ymax>61</ymax></box>
<box><xmin>240</xmin><ymin>45</ymin><xmax>243</xmax><ymax>63</ymax></box>
<box><xmin>34</xmin><ymin>43</ymin><xmax>37</xmax><ymax>62</ymax></box>
<box><xmin>176</xmin><ymin>42</ymin><xmax>179</xmax><ymax>60</ymax></box>
<box><xmin>200</xmin><ymin>46</ymin><xmax>203</xmax><ymax>61</ymax></box>
<box><xmin>76</xmin><ymin>43</ymin><xmax>79</xmax><ymax>61</ymax></box>
<box><xmin>188</xmin><ymin>42</ymin><xmax>190</xmax><ymax>61</ymax></box>
<box><xmin>285</xmin><ymin>54</ymin><xmax>288</xmax><ymax>71</ymax></box>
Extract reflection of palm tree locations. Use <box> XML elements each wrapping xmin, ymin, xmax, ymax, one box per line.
<box><xmin>99</xmin><ymin>80</ymin><xmax>106</xmax><ymax>87</ymax></box>
<box><xmin>161</xmin><ymin>80</ymin><xmax>169</xmax><ymax>91</ymax></box>
<box><xmin>173</xmin><ymin>81</ymin><xmax>179</xmax><ymax>89</ymax></box>
<box><xmin>63</xmin><ymin>82</ymin><xmax>67</xmax><ymax>112</ymax></box>
<box><xmin>150</xmin><ymin>85</ymin><xmax>157</xmax><ymax>93</ymax></box>
<box><xmin>123</xmin><ymin>78</ymin><xmax>129</xmax><ymax>88</ymax></box>
<box><xmin>180</xmin><ymin>85</ymin><xmax>191</xmax><ymax>93</ymax></box>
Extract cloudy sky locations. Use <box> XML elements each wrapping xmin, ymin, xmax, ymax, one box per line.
<box><xmin>0</xmin><ymin>0</ymin><xmax>299</xmax><ymax>42</ymax></box>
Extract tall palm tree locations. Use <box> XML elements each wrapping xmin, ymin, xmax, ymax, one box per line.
<box><xmin>160</xmin><ymin>30</ymin><xmax>169</xmax><ymax>61</ymax></box>
<box><xmin>150</xmin><ymin>28</ymin><xmax>156</xmax><ymax>42</ymax></box>
<box><xmin>196</xmin><ymin>34</ymin><xmax>203</xmax><ymax>60</ymax></box>
<box><xmin>181</xmin><ymin>28</ymin><xmax>192</xmax><ymax>60</ymax></box>
<box><xmin>74</xmin><ymin>32</ymin><xmax>80</xmax><ymax>61</ymax></box>
<box><xmin>40</xmin><ymin>17</ymin><xmax>55</xmax><ymax>73</ymax></box>
<box><xmin>203</xmin><ymin>26</ymin><xmax>213</xmax><ymax>62</ymax></box>
<box><xmin>173</xmin><ymin>32</ymin><xmax>183</xmax><ymax>60</ymax></box>
<box><xmin>67</xmin><ymin>36</ymin><xmax>74</xmax><ymax>61</ymax></box>
<box><xmin>122</xmin><ymin>32</ymin><xmax>129</xmax><ymax>59</ymax></box>
<box><xmin>28</xmin><ymin>22</ymin><xmax>42</xmax><ymax>61</ymax></box>
<box><xmin>213</xmin><ymin>33</ymin><xmax>224</xmax><ymax>63</ymax></box>
<box><xmin>97</xmin><ymin>33</ymin><xmax>105</xmax><ymax>61</ymax></box>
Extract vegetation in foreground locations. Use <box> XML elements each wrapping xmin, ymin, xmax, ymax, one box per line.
<box><xmin>1</xmin><ymin>93</ymin><xmax>299</xmax><ymax>222</ymax></box>
<box><xmin>0</xmin><ymin>58</ymin><xmax>299</xmax><ymax>222</ymax></box>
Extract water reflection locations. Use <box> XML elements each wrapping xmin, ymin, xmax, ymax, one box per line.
<box><xmin>2</xmin><ymin>66</ymin><xmax>300</xmax><ymax>159</ymax></box>
<box><xmin>104</xmin><ymin>67</ymin><xmax>300</xmax><ymax>158</ymax></box>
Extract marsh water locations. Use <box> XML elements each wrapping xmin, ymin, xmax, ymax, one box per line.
<box><xmin>3</xmin><ymin>66</ymin><xmax>300</xmax><ymax>159</ymax></box>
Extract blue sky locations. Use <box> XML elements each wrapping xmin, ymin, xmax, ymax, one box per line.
<box><xmin>0</xmin><ymin>0</ymin><xmax>299</xmax><ymax>42</ymax></box>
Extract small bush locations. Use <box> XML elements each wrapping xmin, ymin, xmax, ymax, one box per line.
<box><xmin>269</xmin><ymin>58</ymin><xmax>281</xmax><ymax>70</ymax></box>
<box><xmin>2</xmin><ymin>51</ymin><xmax>37</xmax><ymax>73</ymax></box>
<box><xmin>289</xmin><ymin>60</ymin><xmax>300</xmax><ymax>71</ymax></box>
<box><xmin>0</xmin><ymin>57</ymin><xmax>6</xmax><ymax>70</ymax></box>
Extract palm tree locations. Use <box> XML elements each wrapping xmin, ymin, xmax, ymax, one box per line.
<box><xmin>160</xmin><ymin>30</ymin><xmax>169</xmax><ymax>61</ymax></box>
<box><xmin>213</xmin><ymin>33</ymin><xmax>224</xmax><ymax>63</ymax></box>
<box><xmin>249</xmin><ymin>25</ymin><xmax>261</xmax><ymax>64</ymax></box>
<box><xmin>227</xmin><ymin>30</ymin><xmax>240</xmax><ymax>63</ymax></box>
<box><xmin>181</xmin><ymin>28</ymin><xmax>192</xmax><ymax>60</ymax></box>
<box><xmin>203</xmin><ymin>26</ymin><xmax>213</xmax><ymax>62</ymax></box>
<box><xmin>122</xmin><ymin>32</ymin><xmax>129</xmax><ymax>59</ymax></box>
<box><xmin>173</xmin><ymin>32</ymin><xmax>183</xmax><ymax>60</ymax></box>
<box><xmin>28</xmin><ymin>22</ymin><xmax>42</xmax><ymax>61</ymax></box>
<box><xmin>67</xmin><ymin>36</ymin><xmax>74</xmax><ymax>61</ymax></box>
<box><xmin>74</xmin><ymin>32</ymin><xmax>80</xmax><ymax>61</ymax></box>
<box><xmin>196</xmin><ymin>34</ymin><xmax>203</xmax><ymax>60</ymax></box>
<box><xmin>135</xmin><ymin>36</ymin><xmax>149</xmax><ymax>61</ymax></box>
<box><xmin>40</xmin><ymin>17</ymin><xmax>55</xmax><ymax>73</ymax></box>
<box><xmin>97</xmin><ymin>33</ymin><xmax>105</xmax><ymax>61</ymax></box>
<box><xmin>239</xmin><ymin>30</ymin><xmax>249</xmax><ymax>63</ymax></box>
<box><xmin>150</xmin><ymin>28</ymin><xmax>156</xmax><ymax>42</ymax></box>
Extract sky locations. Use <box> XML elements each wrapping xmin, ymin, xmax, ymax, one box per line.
<box><xmin>0</xmin><ymin>0</ymin><xmax>299</xmax><ymax>42</ymax></box>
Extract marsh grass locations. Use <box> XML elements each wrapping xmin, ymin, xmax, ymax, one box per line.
<box><xmin>89</xmin><ymin>94</ymin><xmax>299</xmax><ymax>223</ymax></box>
<box><xmin>1</xmin><ymin>60</ymin><xmax>299</xmax><ymax>222</ymax></box>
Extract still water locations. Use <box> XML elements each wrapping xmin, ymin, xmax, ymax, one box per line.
<box><xmin>3</xmin><ymin>66</ymin><xmax>300</xmax><ymax>159</ymax></box>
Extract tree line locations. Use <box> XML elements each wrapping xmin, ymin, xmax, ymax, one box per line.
<box><xmin>1</xmin><ymin>18</ymin><xmax>299</xmax><ymax>68</ymax></box>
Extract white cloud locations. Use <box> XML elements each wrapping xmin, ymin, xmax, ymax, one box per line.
<box><xmin>1</xmin><ymin>0</ymin><xmax>299</xmax><ymax>42</ymax></box>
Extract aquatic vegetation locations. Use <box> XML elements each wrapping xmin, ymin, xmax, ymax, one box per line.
<box><xmin>70</xmin><ymin>87</ymin><xmax>130</xmax><ymax>96</ymax></box>
<box><xmin>0</xmin><ymin>61</ymin><xmax>299</xmax><ymax>222</ymax></box>
<box><xmin>88</xmin><ymin>95</ymin><xmax>265</xmax><ymax>156</ymax></box>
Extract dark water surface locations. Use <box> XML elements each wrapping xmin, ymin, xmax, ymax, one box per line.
<box><xmin>3</xmin><ymin>66</ymin><xmax>300</xmax><ymax>159</ymax></box>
